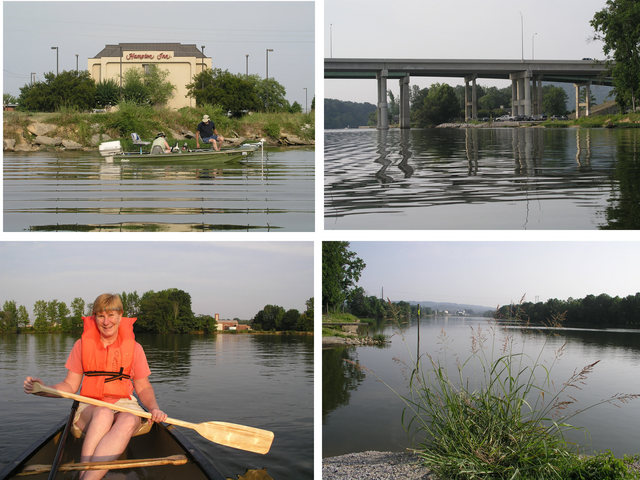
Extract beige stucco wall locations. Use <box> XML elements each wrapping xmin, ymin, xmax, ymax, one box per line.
<box><xmin>88</xmin><ymin>49</ymin><xmax>212</xmax><ymax>109</ymax></box>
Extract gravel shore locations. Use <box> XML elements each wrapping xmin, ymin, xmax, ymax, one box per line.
<box><xmin>322</xmin><ymin>451</ymin><xmax>434</xmax><ymax>480</ymax></box>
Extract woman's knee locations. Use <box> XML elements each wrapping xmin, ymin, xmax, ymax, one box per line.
<box><xmin>115</xmin><ymin>413</ymin><xmax>141</xmax><ymax>434</ymax></box>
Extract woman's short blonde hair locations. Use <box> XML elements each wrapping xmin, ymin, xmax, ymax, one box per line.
<box><xmin>92</xmin><ymin>293</ymin><xmax>124</xmax><ymax>315</ymax></box>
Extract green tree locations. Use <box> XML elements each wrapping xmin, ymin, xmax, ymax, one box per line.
<box><xmin>543</xmin><ymin>85</ymin><xmax>569</xmax><ymax>115</ymax></box>
<box><xmin>17</xmin><ymin>305</ymin><xmax>30</xmax><ymax>330</ymax></box>
<box><xmin>122</xmin><ymin>69</ymin><xmax>150</xmax><ymax>105</ymax></box>
<box><xmin>252</xmin><ymin>76</ymin><xmax>289</xmax><ymax>112</ymax></box>
<box><xmin>143</xmin><ymin>64</ymin><xmax>176</xmax><ymax>106</ymax></box>
<box><xmin>289</xmin><ymin>101</ymin><xmax>303</xmax><ymax>113</ymax></box>
<box><xmin>67</xmin><ymin>297</ymin><xmax>85</xmax><ymax>332</ymax></box>
<box><xmin>18</xmin><ymin>70</ymin><xmax>96</xmax><ymax>111</ymax></box>
<box><xmin>1</xmin><ymin>301</ymin><xmax>18</xmax><ymax>333</ymax></box>
<box><xmin>297</xmin><ymin>297</ymin><xmax>314</xmax><ymax>331</ymax></box>
<box><xmin>414</xmin><ymin>83</ymin><xmax>460</xmax><ymax>127</ymax></box>
<box><xmin>94</xmin><ymin>79</ymin><xmax>120</xmax><ymax>108</ymax></box>
<box><xmin>592</xmin><ymin>0</ymin><xmax>640</xmax><ymax>111</ymax></box>
<box><xmin>187</xmin><ymin>69</ymin><xmax>261</xmax><ymax>115</ymax></box>
<box><xmin>322</xmin><ymin>242</ymin><xmax>366</xmax><ymax>313</ymax></box>
<box><xmin>121</xmin><ymin>291</ymin><xmax>141</xmax><ymax>317</ymax></box>
<box><xmin>194</xmin><ymin>314</ymin><xmax>217</xmax><ymax>333</ymax></box>
<box><xmin>282</xmin><ymin>309</ymin><xmax>301</xmax><ymax>331</ymax></box>
<box><xmin>4</xmin><ymin>93</ymin><xmax>18</xmax><ymax>106</ymax></box>
<box><xmin>137</xmin><ymin>288</ymin><xmax>195</xmax><ymax>333</ymax></box>
<box><xmin>33</xmin><ymin>300</ymin><xmax>49</xmax><ymax>332</ymax></box>
<box><xmin>252</xmin><ymin>304</ymin><xmax>286</xmax><ymax>331</ymax></box>
<box><xmin>478</xmin><ymin>86</ymin><xmax>511</xmax><ymax>116</ymax></box>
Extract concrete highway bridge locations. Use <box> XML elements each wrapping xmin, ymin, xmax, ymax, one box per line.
<box><xmin>324</xmin><ymin>58</ymin><xmax>613</xmax><ymax>128</ymax></box>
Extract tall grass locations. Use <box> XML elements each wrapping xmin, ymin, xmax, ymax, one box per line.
<box><xmin>389</xmin><ymin>323</ymin><xmax>640</xmax><ymax>479</ymax></box>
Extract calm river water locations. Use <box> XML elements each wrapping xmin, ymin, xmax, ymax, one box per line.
<box><xmin>3</xmin><ymin>147</ymin><xmax>314</xmax><ymax>232</ymax></box>
<box><xmin>325</xmin><ymin>128</ymin><xmax>640</xmax><ymax>229</ymax></box>
<box><xmin>0</xmin><ymin>333</ymin><xmax>313</xmax><ymax>479</ymax></box>
<box><xmin>323</xmin><ymin>317</ymin><xmax>640</xmax><ymax>458</ymax></box>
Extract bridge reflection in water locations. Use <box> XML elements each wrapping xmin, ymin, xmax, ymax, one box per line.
<box><xmin>325</xmin><ymin>127</ymin><xmax>639</xmax><ymax>229</ymax></box>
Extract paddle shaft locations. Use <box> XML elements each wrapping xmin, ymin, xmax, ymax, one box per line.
<box><xmin>18</xmin><ymin>455</ymin><xmax>187</xmax><ymax>476</ymax></box>
<box><xmin>30</xmin><ymin>383</ymin><xmax>273</xmax><ymax>454</ymax></box>
<box><xmin>48</xmin><ymin>400</ymin><xmax>79</xmax><ymax>480</ymax></box>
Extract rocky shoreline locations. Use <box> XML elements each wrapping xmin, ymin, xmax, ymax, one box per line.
<box><xmin>3</xmin><ymin>113</ymin><xmax>314</xmax><ymax>153</ymax></box>
<box><xmin>323</xmin><ymin>451</ymin><xmax>434</xmax><ymax>480</ymax></box>
<box><xmin>322</xmin><ymin>335</ymin><xmax>387</xmax><ymax>346</ymax></box>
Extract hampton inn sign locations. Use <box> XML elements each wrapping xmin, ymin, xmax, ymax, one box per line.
<box><xmin>125</xmin><ymin>52</ymin><xmax>172</xmax><ymax>61</ymax></box>
<box><xmin>88</xmin><ymin>43</ymin><xmax>212</xmax><ymax>109</ymax></box>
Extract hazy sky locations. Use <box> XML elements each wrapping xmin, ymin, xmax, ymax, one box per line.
<box><xmin>3</xmin><ymin>1</ymin><xmax>315</xmax><ymax>108</ymax></box>
<box><xmin>350</xmin><ymin>242</ymin><xmax>640</xmax><ymax>308</ymax></box>
<box><xmin>325</xmin><ymin>0</ymin><xmax>609</xmax><ymax>103</ymax></box>
<box><xmin>0</xmin><ymin>242</ymin><xmax>313</xmax><ymax>319</ymax></box>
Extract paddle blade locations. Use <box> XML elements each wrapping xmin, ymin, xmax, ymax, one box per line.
<box><xmin>194</xmin><ymin>421</ymin><xmax>274</xmax><ymax>454</ymax></box>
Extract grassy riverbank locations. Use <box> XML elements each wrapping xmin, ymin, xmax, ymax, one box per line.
<box><xmin>3</xmin><ymin>103</ymin><xmax>315</xmax><ymax>151</ymax></box>
<box><xmin>396</xmin><ymin>325</ymin><xmax>640</xmax><ymax>479</ymax></box>
<box><xmin>541</xmin><ymin>112</ymin><xmax>640</xmax><ymax>129</ymax></box>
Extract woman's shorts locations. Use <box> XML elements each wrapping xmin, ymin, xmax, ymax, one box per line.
<box><xmin>71</xmin><ymin>397</ymin><xmax>152</xmax><ymax>438</ymax></box>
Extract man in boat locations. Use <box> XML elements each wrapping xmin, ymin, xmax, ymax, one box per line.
<box><xmin>196</xmin><ymin>114</ymin><xmax>225</xmax><ymax>151</ymax></box>
<box><xmin>150</xmin><ymin>132</ymin><xmax>171</xmax><ymax>154</ymax></box>
<box><xmin>23</xmin><ymin>293</ymin><xmax>167</xmax><ymax>480</ymax></box>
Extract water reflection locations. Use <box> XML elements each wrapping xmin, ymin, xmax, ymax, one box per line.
<box><xmin>4</xmin><ymin>149</ymin><xmax>314</xmax><ymax>232</ymax></box>
<box><xmin>322</xmin><ymin>318</ymin><xmax>640</xmax><ymax>458</ymax></box>
<box><xmin>322</xmin><ymin>347</ymin><xmax>365</xmax><ymax>417</ymax></box>
<box><xmin>605</xmin><ymin>129</ymin><xmax>640</xmax><ymax>228</ymax></box>
<box><xmin>325</xmin><ymin>128</ymin><xmax>640</xmax><ymax>229</ymax></box>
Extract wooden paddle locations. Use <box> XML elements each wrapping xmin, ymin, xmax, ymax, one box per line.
<box><xmin>30</xmin><ymin>383</ymin><xmax>274</xmax><ymax>455</ymax></box>
<box><xmin>18</xmin><ymin>455</ymin><xmax>187</xmax><ymax>476</ymax></box>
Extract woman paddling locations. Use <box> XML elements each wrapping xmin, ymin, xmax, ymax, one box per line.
<box><xmin>23</xmin><ymin>293</ymin><xmax>167</xmax><ymax>480</ymax></box>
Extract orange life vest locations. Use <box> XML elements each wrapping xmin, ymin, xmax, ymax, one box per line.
<box><xmin>80</xmin><ymin>316</ymin><xmax>136</xmax><ymax>400</ymax></box>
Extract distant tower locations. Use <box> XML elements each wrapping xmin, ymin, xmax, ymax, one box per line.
<box><xmin>381</xmin><ymin>286</ymin><xmax>384</xmax><ymax>300</ymax></box>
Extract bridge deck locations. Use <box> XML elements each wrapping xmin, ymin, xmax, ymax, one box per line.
<box><xmin>325</xmin><ymin>58</ymin><xmax>613</xmax><ymax>85</ymax></box>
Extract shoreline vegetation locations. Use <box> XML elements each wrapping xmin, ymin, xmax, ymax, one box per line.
<box><xmin>2</xmin><ymin>103</ymin><xmax>315</xmax><ymax>153</ymax></box>
<box><xmin>330</xmin><ymin>112</ymin><xmax>640</xmax><ymax>130</ymax></box>
<box><xmin>436</xmin><ymin>112</ymin><xmax>640</xmax><ymax>129</ymax></box>
<box><xmin>0</xmin><ymin>290</ymin><xmax>314</xmax><ymax>335</ymax></box>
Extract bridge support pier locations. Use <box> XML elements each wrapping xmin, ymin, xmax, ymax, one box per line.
<box><xmin>399</xmin><ymin>75</ymin><xmax>410</xmax><ymax>129</ymax></box>
<box><xmin>510</xmin><ymin>71</ymin><xmax>532</xmax><ymax>117</ymax></box>
<box><xmin>377</xmin><ymin>69</ymin><xmax>389</xmax><ymax>130</ymax></box>
<box><xmin>574</xmin><ymin>81</ymin><xmax>591</xmax><ymax>118</ymax></box>
<box><xmin>464</xmin><ymin>75</ymin><xmax>478</xmax><ymax>121</ymax></box>
<box><xmin>531</xmin><ymin>76</ymin><xmax>543</xmax><ymax>115</ymax></box>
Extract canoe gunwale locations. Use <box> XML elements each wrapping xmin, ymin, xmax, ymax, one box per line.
<box><xmin>0</xmin><ymin>416</ymin><xmax>226</xmax><ymax>480</ymax></box>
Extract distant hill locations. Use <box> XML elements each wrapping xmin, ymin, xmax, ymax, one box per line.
<box><xmin>325</xmin><ymin>98</ymin><xmax>376</xmax><ymax>129</ymax></box>
<box><xmin>406</xmin><ymin>300</ymin><xmax>495</xmax><ymax>314</ymax></box>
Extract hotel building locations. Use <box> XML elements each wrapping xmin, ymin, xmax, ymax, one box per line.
<box><xmin>88</xmin><ymin>43</ymin><xmax>212</xmax><ymax>109</ymax></box>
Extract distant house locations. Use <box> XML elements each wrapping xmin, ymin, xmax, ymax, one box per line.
<box><xmin>3</xmin><ymin>104</ymin><xmax>17</xmax><ymax>111</ymax></box>
<box><xmin>217</xmin><ymin>320</ymin><xmax>239</xmax><ymax>331</ymax></box>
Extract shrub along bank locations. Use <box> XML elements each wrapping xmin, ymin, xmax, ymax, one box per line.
<box><xmin>3</xmin><ymin>103</ymin><xmax>314</xmax><ymax>152</ymax></box>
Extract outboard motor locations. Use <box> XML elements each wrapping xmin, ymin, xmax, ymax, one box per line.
<box><xmin>98</xmin><ymin>141</ymin><xmax>123</xmax><ymax>162</ymax></box>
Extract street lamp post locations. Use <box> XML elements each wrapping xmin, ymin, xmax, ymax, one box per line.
<box><xmin>246</xmin><ymin>54</ymin><xmax>249</xmax><ymax>76</ymax></box>
<box><xmin>266</xmin><ymin>48</ymin><xmax>274</xmax><ymax>111</ymax></box>
<box><xmin>520</xmin><ymin>12</ymin><xmax>524</xmax><ymax>62</ymax></box>
<box><xmin>330</xmin><ymin>24</ymin><xmax>333</xmax><ymax>58</ymax></box>
<box><xmin>119</xmin><ymin>46</ymin><xmax>123</xmax><ymax>89</ymax></box>
<box><xmin>51</xmin><ymin>46</ymin><xmax>59</xmax><ymax>75</ymax></box>
<box><xmin>265</xmin><ymin>48</ymin><xmax>273</xmax><ymax>80</ymax></box>
<box><xmin>532</xmin><ymin>32</ymin><xmax>538</xmax><ymax>60</ymax></box>
<box><xmin>303</xmin><ymin>87</ymin><xmax>308</xmax><ymax>113</ymax></box>
<box><xmin>75</xmin><ymin>54</ymin><xmax>79</xmax><ymax>73</ymax></box>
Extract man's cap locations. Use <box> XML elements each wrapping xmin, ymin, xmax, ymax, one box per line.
<box><xmin>202</xmin><ymin>115</ymin><xmax>210</xmax><ymax>122</ymax></box>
